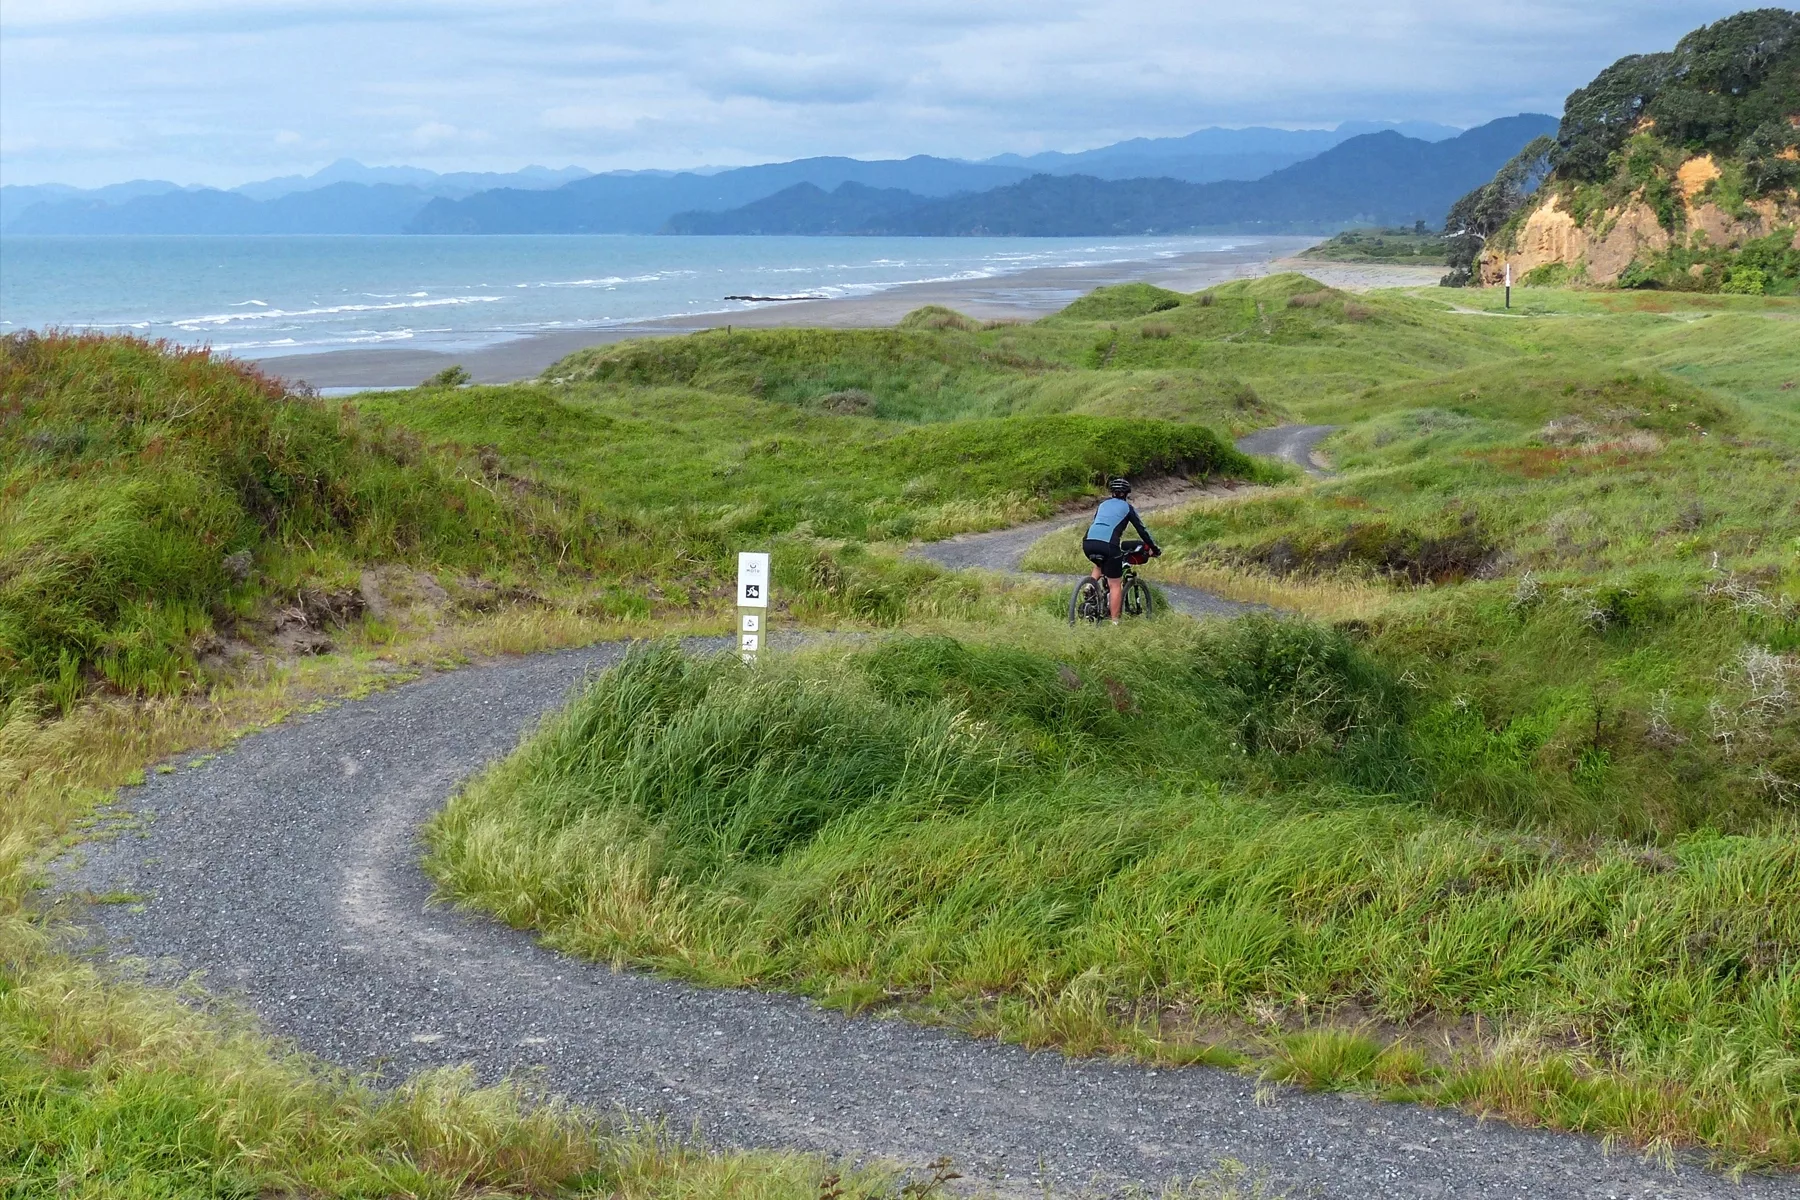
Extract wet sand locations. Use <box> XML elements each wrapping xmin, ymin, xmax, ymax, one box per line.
<box><xmin>251</xmin><ymin>239</ymin><xmax>1439</xmax><ymax>390</ymax></box>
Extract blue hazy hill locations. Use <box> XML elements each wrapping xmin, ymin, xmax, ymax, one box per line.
<box><xmin>405</xmin><ymin>156</ymin><xmax>1034</xmax><ymax>234</ymax></box>
<box><xmin>668</xmin><ymin>115</ymin><xmax>1556</xmax><ymax>236</ymax></box>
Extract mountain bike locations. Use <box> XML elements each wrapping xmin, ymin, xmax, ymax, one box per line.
<box><xmin>1069</xmin><ymin>541</ymin><xmax>1154</xmax><ymax>624</ymax></box>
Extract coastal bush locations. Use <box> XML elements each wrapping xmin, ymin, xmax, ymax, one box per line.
<box><xmin>1441</xmin><ymin>136</ymin><xmax>1555</xmax><ymax>285</ymax></box>
<box><xmin>1613</xmin><ymin>227</ymin><xmax>1800</xmax><ymax>295</ymax></box>
<box><xmin>419</xmin><ymin>364</ymin><xmax>472</xmax><ymax>388</ymax></box>
<box><xmin>1299</xmin><ymin>227</ymin><xmax>1448</xmax><ymax>265</ymax></box>
<box><xmin>1451</xmin><ymin>11</ymin><xmax>1800</xmax><ymax>291</ymax></box>
<box><xmin>1554</xmin><ymin>10</ymin><xmax>1800</xmax><ymax>185</ymax></box>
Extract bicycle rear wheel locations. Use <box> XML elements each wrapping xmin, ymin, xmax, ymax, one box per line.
<box><xmin>1123</xmin><ymin>576</ymin><xmax>1153</xmax><ymax>618</ymax></box>
<box><xmin>1069</xmin><ymin>577</ymin><xmax>1106</xmax><ymax>624</ymax></box>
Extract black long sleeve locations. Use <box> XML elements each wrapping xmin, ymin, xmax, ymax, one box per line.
<box><xmin>1127</xmin><ymin>506</ymin><xmax>1158</xmax><ymax>553</ymax></box>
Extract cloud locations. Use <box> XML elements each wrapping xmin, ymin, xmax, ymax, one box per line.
<box><xmin>0</xmin><ymin>0</ymin><xmax>1757</xmax><ymax>187</ymax></box>
<box><xmin>409</xmin><ymin>122</ymin><xmax>463</xmax><ymax>148</ymax></box>
<box><xmin>698</xmin><ymin>48</ymin><xmax>900</xmax><ymax>105</ymax></box>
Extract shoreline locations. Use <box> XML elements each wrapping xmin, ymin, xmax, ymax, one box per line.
<box><xmin>249</xmin><ymin>240</ymin><xmax>1442</xmax><ymax>390</ymax></box>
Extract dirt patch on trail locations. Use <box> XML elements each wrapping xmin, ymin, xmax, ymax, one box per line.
<box><xmin>359</xmin><ymin>567</ymin><xmax>449</xmax><ymax>624</ymax></box>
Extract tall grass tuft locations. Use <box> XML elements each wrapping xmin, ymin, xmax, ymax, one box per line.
<box><xmin>430</xmin><ymin>628</ymin><xmax>1800</xmax><ymax>1164</ymax></box>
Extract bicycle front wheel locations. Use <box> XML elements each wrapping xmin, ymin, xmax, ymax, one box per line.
<box><xmin>1124</xmin><ymin>576</ymin><xmax>1153</xmax><ymax>618</ymax></box>
<box><xmin>1069</xmin><ymin>577</ymin><xmax>1105</xmax><ymax>625</ymax></box>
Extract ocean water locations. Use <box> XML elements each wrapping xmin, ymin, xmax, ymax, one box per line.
<box><xmin>0</xmin><ymin>234</ymin><xmax>1249</xmax><ymax>357</ymax></box>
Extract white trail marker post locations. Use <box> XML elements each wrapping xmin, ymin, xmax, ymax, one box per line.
<box><xmin>736</xmin><ymin>551</ymin><xmax>769</xmax><ymax>664</ymax></box>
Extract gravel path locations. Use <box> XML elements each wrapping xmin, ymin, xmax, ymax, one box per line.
<box><xmin>56</xmin><ymin>636</ymin><xmax>1792</xmax><ymax>1199</ymax></box>
<box><xmin>1233</xmin><ymin>424</ymin><xmax>1338</xmax><ymax>477</ymax></box>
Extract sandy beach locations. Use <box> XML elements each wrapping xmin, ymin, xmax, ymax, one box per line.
<box><xmin>251</xmin><ymin>239</ymin><xmax>1442</xmax><ymax>390</ymax></box>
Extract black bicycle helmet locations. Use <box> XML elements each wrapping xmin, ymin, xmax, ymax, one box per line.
<box><xmin>1107</xmin><ymin>477</ymin><xmax>1131</xmax><ymax>497</ymax></box>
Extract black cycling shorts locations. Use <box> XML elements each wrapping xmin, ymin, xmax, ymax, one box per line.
<box><xmin>1083</xmin><ymin>538</ymin><xmax>1124</xmax><ymax>579</ymax></box>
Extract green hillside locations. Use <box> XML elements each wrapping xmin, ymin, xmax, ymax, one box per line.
<box><xmin>1</xmin><ymin>330</ymin><xmax>1268</xmax><ymax>708</ymax></box>
<box><xmin>0</xmin><ymin>333</ymin><xmax>614</xmax><ymax>706</ymax></box>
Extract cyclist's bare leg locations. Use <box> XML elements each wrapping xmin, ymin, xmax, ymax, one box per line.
<box><xmin>1109</xmin><ymin>577</ymin><xmax>1124</xmax><ymax>618</ymax></box>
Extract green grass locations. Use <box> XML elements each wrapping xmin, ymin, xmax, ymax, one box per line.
<box><xmin>350</xmin><ymin>358</ymin><xmax>1272</xmax><ymax>630</ymax></box>
<box><xmin>2</xmin><ymin>330</ymin><xmax>1273</xmax><ymax>709</ymax></box>
<box><xmin>0</xmin><ymin>621</ymin><xmax>910</xmax><ymax>1199</ymax></box>
<box><xmin>0</xmin><ymin>333</ymin><xmax>620</xmax><ymax>707</ymax></box>
<box><xmin>426</xmin><ymin>627</ymin><xmax>1800</xmax><ymax>1165</ymax></box>
<box><xmin>2</xmin><ymin>931</ymin><xmax>892</xmax><ymax>1199</ymax></box>
<box><xmin>12</xmin><ymin>270</ymin><xmax>1800</xmax><ymax>1177</ymax></box>
<box><xmin>355</xmin><ymin>382</ymin><xmax>1264</xmax><ymax>544</ymax></box>
<box><xmin>417</xmin><ymin>276</ymin><xmax>1800</xmax><ymax>1168</ymax></box>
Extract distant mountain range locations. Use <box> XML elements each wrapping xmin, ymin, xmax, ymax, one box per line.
<box><xmin>669</xmin><ymin>182</ymin><xmax>927</xmax><ymax>235</ymax></box>
<box><xmin>0</xmin><ymin>159</ymin><xmax>592</xmax><ymax>233</ymax></box>
<box><xmin>980</xmin><ymin>119</ymin><xmax>1462</xmax><ymax>182</ymax></box>
<box><xmin>406</xmin><ymin>155</ymin><xmax>1035</xmax><ymax>234</ymax></box>
<box><xmin>0</xmin><ymin>118</ymin><xmax>1547</xmax><ymax>238</ymax></box>
<box><xmin>233</xmin><ymin>159</ymin><xmax>594</xmax><ymax>202</ymax></box>
<box><xmin>669</xmin><ymin>116</ymin><xmax>1557</xmax><ymax>236</ymax></box>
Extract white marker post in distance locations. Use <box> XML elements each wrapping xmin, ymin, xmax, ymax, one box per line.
<box><xmin>736</xmin><ymin>551</ymin><xmax>770</xmax><ymax>664</ymax></box>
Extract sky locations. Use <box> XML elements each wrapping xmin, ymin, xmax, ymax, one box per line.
<box><xmin>0</xmin><ymin>1</ymin><xmax>1758</xmax><ymax>188</ymax></box>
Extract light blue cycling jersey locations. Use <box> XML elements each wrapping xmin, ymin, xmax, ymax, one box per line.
<box><xmin>1086</xmin><ymin>497</ymin><xmax>1157</xmax><ymax>550</ymax></box>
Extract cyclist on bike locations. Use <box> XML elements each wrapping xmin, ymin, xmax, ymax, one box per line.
<box><xmin>1083</xmin><ymin>477</ymin><xmax>1160</xmax><ymax>621</ymax></box>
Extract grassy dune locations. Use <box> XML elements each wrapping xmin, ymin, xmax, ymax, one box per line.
<box><xmin>8</xmin><ymin>272</ymin><xmax>1799</xmax><ymax>1179</ymax></box>
<box><xmin>1</xmin><ymin>321</ymin><xmax>1274</xmax><ymax>1196</ymax></box>
<box><xmin>2</xmin><ymin>330</ymin><xmax>1267</xmax><ymax>709</ymax></box>
<box><xmin>425</xmin><ymin>276</ymin><xmax>1800</xmax><ymax>1166</ymax></box>
<box><xmin>0</xmin><ymin>333</ymin><xmax>619</xmax><ymax>707</ymax></box>
<box><xmin>354</xmin><ymin>383</ymin><xmax>1262</xmax><ymax>544</ymax></box>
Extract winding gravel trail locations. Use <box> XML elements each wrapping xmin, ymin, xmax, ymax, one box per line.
<box><xmin>58</xmin><ymin>636</ymin><xmax>1790</xmax><ymax>1199</ymax></box>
